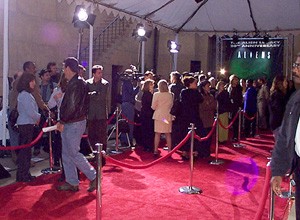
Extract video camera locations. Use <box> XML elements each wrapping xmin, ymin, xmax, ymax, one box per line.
<box><xmin>119</xmin><ymin>65</ymin><xmax>144</xmax><ymax>81</ymax></box>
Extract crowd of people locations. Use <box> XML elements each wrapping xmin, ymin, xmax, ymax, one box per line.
<box><xmin>119</xmin><ymin>68</ymin><xmax>295</xmax><ymax>161</ymax></box>
<box><xmin>6</xmin><ymin>55</ymin><xmax>299</xmax><ymax>200</ymax></box>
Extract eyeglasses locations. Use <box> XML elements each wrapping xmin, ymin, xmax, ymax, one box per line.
<box><xmin>293</xmin><ymin>63</ymin><xmax>300</xmax><ymax>68</ymax></box>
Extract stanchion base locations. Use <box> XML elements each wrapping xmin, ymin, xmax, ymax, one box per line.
<box><xmin>110</xmin><ymin>149</ymin><xmax>124</xmax><ymax>154</ymax></box>
<box><xmin>210</xmin><ymin>159</ymin><xmax>224</xmax><ymax>165</ymax></box>
<box><xmin>280</xmin><ymin>191</ymin><xmax>295</xmax><ymax>200</ymax></box>
<box><xmin>41</xmin><ymin>167</ymin><xmax>61</xmax><ymax>174</ymax></box>
<box><xmin>233</xmin><ymin>143</ymin><xmax>246</xmax><ymax>148</ymax></box>
<box><xmin>179</xmin><ymin>186</ymin><xmax>202</xmax><ymax>194</ymax></box>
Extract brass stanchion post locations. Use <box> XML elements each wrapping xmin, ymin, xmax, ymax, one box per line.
<box><xmin>95</xmin><ymin>143</ymin><xmax>103</xmax><ymax>220</ymax></box>
<box><xmin>210</xmin><ymin>103</ymin><xmax>224</xmax><ymax>165</ymax></box>
<box><xmin>179</xmin><ymin>123</ymin><xmax>202</xmax><ymax>194</ymax></box>
<box><xmin>233</xmin><ymin>108</ymin><xmax>245</xmax><ymax>148</ymax></box>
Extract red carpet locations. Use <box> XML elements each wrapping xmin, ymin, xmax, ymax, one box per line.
<box><xmin>0</xmin><ymin>132</ymin><xmax>290</xmax><ymax>220</ymax></box>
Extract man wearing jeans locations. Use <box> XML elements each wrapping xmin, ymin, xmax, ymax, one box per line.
<box><xmin>56</xmin><ymin>57</ymin><xmax>96</xmax><ymax>192</ymax></box>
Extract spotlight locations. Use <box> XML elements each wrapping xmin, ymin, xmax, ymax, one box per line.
<box><xmin>72</xmin><ymin>5</ymin><xmax>96</xmax><ymax>28</ymax></box>
<box><xmin>167</xmin><ymin>40</ymin><xmax>181</xmax><ymax>53</ymax></box>
<box><xmin>220</xmin><ymin>68</ymin><xmax>226</xmax><ymax>75</ymax></box>
<box><xmin>132</xmin><ymin>23</ymin><xmax>152</xmax><ymax>41</ymax></box>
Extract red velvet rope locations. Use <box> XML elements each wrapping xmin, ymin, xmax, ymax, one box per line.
<box><xmin>106</xmin><ymin>113</ymin><xmax>116</xmax><ymax>125</ymax></box>
<box><xmin>120</xmin><ymin>113</ymin><xmax>141</xmax><ymax>126</ymax></box>
<box><xmin>218</xmin><ymin>111</ymin><xmax>239</xmax><ymax>130</ymax></box>
<box><xmin>105</xmin><ymin>132</ymin><xmax>192</xmax><ymax>169</ymax></box>
<box><xmin>194</xmin><ymin>119</ymin><xmax>217</xmax><ymax>142</ymax></box>
<box><xmin>254</xmin><ymin>162</ymin><xmax>271</xmax><ymax>220</ymax></box>
<box><xmin>242</xmin><ymin>111</ymin><xmax>256</xmax><ymax>120</ymax></box>
<box><xmin>0</xmin><ymin>121</ymin><xmax>48</xmax><ymax>151</ymax></box>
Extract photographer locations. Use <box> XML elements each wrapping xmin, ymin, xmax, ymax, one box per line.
<box><xmin>120</xmin><ymin>69</ymin><xmax>140</xmax><ymax>146</ymax></box>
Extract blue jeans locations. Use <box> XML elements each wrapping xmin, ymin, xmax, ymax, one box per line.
<box><xmin>61</xmin><ymin>120</ymin><xmax>96</xmax><ymax>186</ymax></box>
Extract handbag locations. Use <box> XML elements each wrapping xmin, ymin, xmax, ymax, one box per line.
<box><xmin>8</xmin><ymin>109</ymin><xmax>19</xmax><ymax>132</ymax></box>
<box><xmin>170</xmin><ymin>100</ymin><xmax>182</xmax><ymax>116</ymax></box>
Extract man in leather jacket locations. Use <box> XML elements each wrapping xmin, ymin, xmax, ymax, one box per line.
<box><xmin>56</xmin><ymin>57</ymin><xmax>96</xmax><ymax>192</ymax></box>
<box><xmin>271</xmin><ymin>52</ymin><xmax>300</xmax><ymax>219</ymax></box>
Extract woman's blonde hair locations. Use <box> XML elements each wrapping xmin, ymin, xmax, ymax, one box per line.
<box><xmin>158</xmin><ymin>79</ymin><xmax>169</xmax><ymax>92</ymax></box>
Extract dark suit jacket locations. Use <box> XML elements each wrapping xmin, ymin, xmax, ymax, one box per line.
<box><xmin>271</xmin><ymin>89</ymin><xmax>300</xmax><ymax>176</ymax></box>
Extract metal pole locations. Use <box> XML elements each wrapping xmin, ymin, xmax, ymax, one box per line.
<box><xmin>77</xmin><ymin>28</ymin><xmax>83</xmax><ymax>60</ymax></box>
<box><xmin>173</xmin><ymin>33</ymin><xmax>178</xmax><ymax>71</ymax></box>
<box><xmin>179</xmin><ymin>123</ymin><xmax>202</xmax><ymax>194</ymax></box>
<box><xmin>210</xmin><ymin>103</ymin><xmax>224</xmax><ymax>165</ymax></box>
<box><xmin>110</xmin><ymin>107</ymin><xmax>123</xmax><ymax>154</ymax></box>
<box><xmin>233</xmin><ymin>108</ymin><xmax>245</xmax><ymax>148</ymax></box>
<box><xmin>141</xmin><ymin>41</ymin><xmax>145</xmax><ymax>74</ymax></box>
<box><xmin>42</xmin><ymin>113</ymin><xmax>60</xmax><ymax>174</ymax></box>
<box><xmin>95</xmin><ymin>143</ymin><xmax>103</xmax><ymax>220</ymax></box>
<box><xmin>269</xmin><ymin>185</ymin><xmax>275</xmax><ymax>220</ymax></box>
<box><xmin>89</xmin><ymin>24</ymin><xmax>93</xmax><ymax>79</ymax></box>
<box><xmin>2</xmin><ymin>0</ymin><xmax>9</xmax><ymax>145</ymax></box>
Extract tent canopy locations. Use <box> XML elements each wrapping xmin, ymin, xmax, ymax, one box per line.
<box><xmin>92</xmin><ymin>0</ymin><xmax>300</xmax><ymax>33</ymax></box>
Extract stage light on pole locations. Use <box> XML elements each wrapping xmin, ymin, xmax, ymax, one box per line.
<box><xmin>137</xmin><ymin>26</ymin><xmax>146</xmax><ymax>37</ymax></box>
<box><xmin>78</xmin><ymin>8</ymin><xmax>88</xmax><ymax>21</ymax></box>
<box><xmin>167</xmin><ymin>40</ymin><xmax>181</xmax><ymax>53</ymax></box>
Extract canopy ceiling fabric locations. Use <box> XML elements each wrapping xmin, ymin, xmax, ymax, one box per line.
<box><xmin>80</xmin><ymin>0</ymin><xmax>300</xmax><ymax>33</ymax></box>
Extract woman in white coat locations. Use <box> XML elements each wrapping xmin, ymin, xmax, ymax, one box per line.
<box><xmin>151</xmin><ymin>80</ymin><xmax>174</xmax><ymax>155</ymax></box>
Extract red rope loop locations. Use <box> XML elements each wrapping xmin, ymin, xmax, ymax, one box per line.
<box><xmin>106</xmin><ymin>113</ymin><xmax>116</xmax><ymax>125</ymax></box>
<box><xmin>194</xmin><ymin>119</ymin><xmax>217</xmax><ymax>142</ymax></box>
<box><xmin>242</xmin><ymin>111</ymin><xmax>256</xmax><ymax>120</ymax></box>
<box><xmin>218</xmin><ymin>111</ymin><xmax>239</xmax><ymax>130</ymax></box>
<box><xmin>105</xmin><ymin>132</ymin><xmax>192</xmax><ymax>169</ymax></box>
<box><xmin>254</xmin><ymin>162</ymin><xmax>271</xmax><ymax>220</ymax></box>
<box><xmin>0</xmin><ymin>121</ymin><xmax>48</xmax><ymax>151</ymax></box>
<box><xmin>120</xmin><ymin>113</ymin><xmax>141</xmax><ymax>126</ymax></box>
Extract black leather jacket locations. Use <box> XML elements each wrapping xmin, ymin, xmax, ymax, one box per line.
<box><xmin>60</xmin><ymin>75</ymin><xmax>88</xmax><ymax>124</ymax></box>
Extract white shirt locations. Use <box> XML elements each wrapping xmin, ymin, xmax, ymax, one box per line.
<box><xmin>295</xmin><ymin>117</ymin><xmax>300</xmax><ymax>157</ymax></box>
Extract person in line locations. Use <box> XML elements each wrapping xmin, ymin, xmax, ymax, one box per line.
<box><xmin>152</xmin><ymin>79</ymin><xmax>173</xmax><ymax>155</ymax></box>
<box><xmin>140</xmin><ymin>79</ymin><xmax>155</xmax><ymax>152</ymax></box>
<box><xmin>271</xmin><ymin>52</ymin><xmax>300</xmax><ymax>220</ymax></box>
<box><xmin>56</xmin><ymin>57</ymin><xmax>96</xmax><ymax>192</ymax></box>
<box><xmin>268</xmin><ymin>75</ymin><xmax>288</xmax><ymax>139</ymax></box>
<box><xmin>16</xmin><ymin>73</ymin><xmax>41</xmax><ymax>182</ymax></box>
<box><xmin>177</xmin><ymin>76</ymin><xmax>203</xmax><ymax>160</ymax></box>
<box><xmin>256</xmin><ymin>77</ymin><xmax>270</xmax><ymax>130</ymax></box>
<box><xmin>9</xmin><ymin>61</ymin><xmax>49</xmax><ymax>157</ymax></box>
<box><xmin>47</xmin><ymin>73</ymin><xmax>68</xmax><ymax>169</ymax></box>
<box><xmin>227</xmin><ymin>74</ymin><xmax>243</xmax><ymax>142</ymax></box>
<box><xmin>199</xmin><ymin>80</ymin><xmax>217</xmax><ymax>158</ymax></box>
<box><xmin>169</xmin><ymin>71</ymin><xmax>184</xmax><ymax>149</ymax></box>
<box><xmin>216</xmin><ymin>81</ymin><xmax>231</xmax><ymax>144</ymax></box>
<box><xmin>47</xmin><ymin>62</ymin><xmax>60</xmax><ymax>84</ymax></box>
<box><xmin>86</xmin><ymin>65</ymin><xmax>109</xmax><ymax>163</ymax></box>
<box><xmin>243</xmin><ymin>79</ymin><xmax>257</xmax><ymax>138</ymax></box>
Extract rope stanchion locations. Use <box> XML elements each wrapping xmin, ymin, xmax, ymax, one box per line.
<box><xmin>217</xmin><ymin>110</ymin><xmax>239</xmax><ymax>130</ymax></box>
<box><xmin>0</xmin><ymin>121</ymin><xmax>47</xmax><ymax>151</ymax></box>
<box><xmin>254</xmin><ymin>161</ymin><xmax>271</xmax><ymax>220</ymax></box>
<box><xmin>106</xmin><ymin>112</ymin><xmax>116</xmax><ymax>125</ymax></box>
<box><xmin>42</xmin><ymin>113</ymin><xmax>60</xmax><ymax>174</ymax></box>
<box><xmin>94</xmin><ymin>143</ymin><xmax>103</xmax><ymax>220</ymax></box>
<box><xmin>242</xmin><ymin>111</ymin><xmax>256</xmax><ymax>121</ymax></box>
<box><xmin>233</xmin><ymin>108</ymin><xmax>245</xmax><ymax>148</ymax></box>
<box><xmin>105</xmin><ymin>132</ymin><xmax>191</xmax><ymax>169</ymax></box>
<box><xmin>120</xmin><ymin>113</ymin><xmax>141</xmax><ymax>126</ymax></box>
<box><xmin>210</xmin><ymin>103</ymin><xmax>224</xmax><ymax>165</ymax></box>
<box><xmin>179</xmin><ymin>123</ymin><xmax>202</xmax><ymax>194</ymax></box>
<box><xmin>194</xmin><ymin>119</ymin><xmax>217</xmax><ymax>142</ymax></box>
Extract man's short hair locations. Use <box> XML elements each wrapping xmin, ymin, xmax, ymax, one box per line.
<box><xmin>47</xmin><ymin>62</ymin><xmax>56</xmax><ymax>70</ymax></box>
<box><xmin>23</xmin><ymin>61</ymin><xmax>34</xmax><ymax>72</ymax></box>
<box><xmin>64</xmin><ymin>57</ymin><xmax>79</xmax><ymax>73</ymax></box>
<box><xmin>39</xmin><ymin>68</ymin><xmax>50</xmax><ymax>77</ymax></box>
